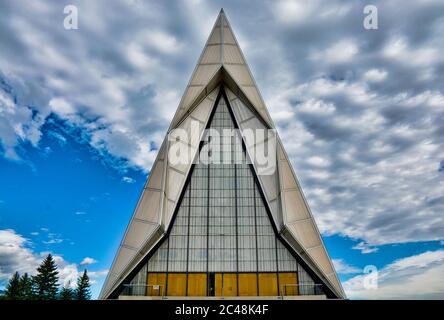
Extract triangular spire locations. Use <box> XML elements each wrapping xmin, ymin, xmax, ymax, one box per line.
<box><xmin>171</xmin><ymin>10</ymin><xmax>273</xmax><ymax>128</ymax></box>
<box><xmin>100</xmin><ymin>10</ymin><xmax>345</xmax><ymax>300</ymax></box>
<box><xmin>170</xmin><ymin>11</ymin><xmax>225</xmax><ymax>127</ymax></box>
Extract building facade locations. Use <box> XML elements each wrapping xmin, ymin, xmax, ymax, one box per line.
<box><xmin>100</xmin><ymin>10</ymin><xmax>345</xmax><ymax>300</ymax></box>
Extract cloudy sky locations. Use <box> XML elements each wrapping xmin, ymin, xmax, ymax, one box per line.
<box><xmin>1</xmin><ymin>0</ymin><xmax>443</xmax><ymax>299</ymax></box>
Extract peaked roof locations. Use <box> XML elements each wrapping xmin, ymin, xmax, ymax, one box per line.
<box><xmin>100</xmin><ymin>9</ymin><xmax>345</xmax><ymax>299</ymax></box>
<box><xmin>171</xmin><ymin>9</ymin><xmax>274</xmax><ymax>129</ymax></box>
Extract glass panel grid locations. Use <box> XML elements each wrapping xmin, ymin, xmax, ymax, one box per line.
<box><xmin>124</xmin><ymin>93</ymin><xmax>319</xmax><ymax>296</ymax></box>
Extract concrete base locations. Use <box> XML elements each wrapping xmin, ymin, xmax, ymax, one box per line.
<box><xmin>118</xmin><ymin>295</ymin><xmax>327</xmax><ymax>300</ymax></box>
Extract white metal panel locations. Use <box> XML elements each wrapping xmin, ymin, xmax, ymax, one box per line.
<box><xmin>242</xmin><ymin>86</ymin><xmax>266</xmax><ymax>113</ymax></box>
<box><xmin>280</xmin><ymin>160</ymin><xmax>297</xmax><ymax>190</ymax></box>
<box><xmin>224</xmin><ymin>64</ymin><xmax>254</xmax><ymax>86</ymax></box>
<box><xmin>207</xmin><ymin>86</ymin><xmax>220</xmax><ymax>101</ymax></box>
<box><xmin>223</xmin><ymin>45</ymin><xmax>243</xmax><ymax>64</ymax></box>
<box><xmin>283</xmin><ymin>189</ymin><xmax>310</xmax><ymax>222</ymax></box>
<box><xmin>124</xmin><ymin>221</ymin><xmax>157</xmax><ymax>249</ymax></box>
<box><xmin>223</xmin><ymin>26</ymin><xmax>236</xmax><ymax>44</ymax></box>
<box><xmin>288</xmin><ymin>220</ymin><xmax>322</xmax><ymax>249</ymax></box>
<box><xmin>208</xmin><ymin>26</ymin><xmax>221</xmax><ymax>44</ymax></box>
<box><xmin>134</xmin><ymin>189</ymin><xmax>161</xmax><ymax>222</ymax></box>
<box><xmin>190</xmin><ymin>98</ymin><xmax>213</xmax><ymax>123</ymax></box>
<box><xmin>307</xmin><ymin>246</ymin><xmax>335</xmax><ymax>276</ymax></box>
<box><xmin>240</xmin><ymin>115</ymin><xmax>266</xmax><ymax>131</ymax></box>
<box><xmin>168</xmin><ymin>141</ymin><xmax>196</xmax><ymax>174</ymax></box>
<box><xmin>267</xmin><ymin>198</ymin><xmax>282</xmax><ymax>229</ymax></box>
<box><xmin>146</xmin><ymin>160</ymin><xmax>164</xmax><ymax>189</ymax></box>
<box><xmin>201</xmin><ymin>46</ymin><xmax>221</xmax><ymax>65</ymax></box>
<box><xmin>163</xmin><ymin>198</ymin><xmax>176</xmax><ymax>229</ymax></box>
<box><xmin>175</xmin><ymin>116</ymin><xmax>197</xmax><ymax>144</ymax></box>
<box><xmin>157</xmin><ymin>141</ymin><xmax>166</xmax><ymax>160</ymax></box>
<box><xmin>327</xmin><ymin>274</ymin><xmax>343</xmax><ymax>295</ymax></box>
<box><xmin>225</xmin><ymin>87</ymin><xmax>237</xmax><ymax>101</ymax></box>
<box><xmin>190</xmin><ymin>64</ymin><xmax>220</xmax><ymax>85</ymax></box>
<box><xmin>278</xmin><ymin>142</ymin><xmax>286</xmax><ymax>161</ymax></box>
<box><xmin>173</xmin><ymin>67</ymin><xmax>219</xmax><ymax>126</ymax></box>
<box><xmin>167</xmin><ymin>167</ymin><xmax>185</xmax><ymax>201</ymax></box>
<box><xmin>180</xmin><ymin>86</ymin><xmax>202</xmax><ymax>115</ymax></box>
<box><xmin>111</xmin><ymin>246</ymin><xmax>137</xmax><ymax>276</ymax></box>
<box><xmin>101</xmin><ymin>273</ymin><xmax>117</xmax><ymax>297</ymax></box>
<box><xmin>258</xmin><ymin>171</ymin><xmax>278</xmax><ymax>201</ymax></box>
<box><xmin>222</xmin><ymin>15</ymin><xmax>228</xmax><ymax>27</ymax></box>
<box><xmin>241</xmin><ymin>118</ymin><xmax>267</xmax><ymax>149</ymax></box>
<box><xmin>230</xmin><ymin>97</ymin><xmax>254</xmax><ymax>123</ymax></box>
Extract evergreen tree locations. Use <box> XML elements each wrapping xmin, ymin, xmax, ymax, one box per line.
<box><xmin>4</xmin><ymin>272</ymin><xmax>21</xmax><ymax>299</ymax></box>
<box><xmin>59</xmin><ymin>282</ymin><xmax>74</xmax><ymax>300</ymax></box>
<box><xmin>75</xmin><ymin>270</ymin><xmax>91</xmax><ymax>300</ymax></box>
<box><xmin>33</xmin><ymin>254</ymin><xmax>59</xmax><ymax>300</ymax></box>
<box><xmin>19</xmin><ymin>273</ymin><xmax>34</xmax><ymax>300</ymax></box>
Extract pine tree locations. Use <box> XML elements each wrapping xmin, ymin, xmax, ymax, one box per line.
<box><xmin>59</xmin><ymin>282</ymin><xmax>74</xmax><ymax>300</ymax></box>
<box><xmin>75</xmin><ymin>270</ymin><xmax>91</xmax><ymax>300</ymax></box>
<box><xmin>19</xmin><ymin>273</ymin><xmax>34</xmax><ymax>300</ymax></box>
<box><xmin>33</xmin><ymin>254</ymin><xmax>59</xmax><ymax>300</ymax></box>
<box><xmin>5</xmin><ymin>272</ymin><xmax>21</xmax><ymax>299</ymax></box>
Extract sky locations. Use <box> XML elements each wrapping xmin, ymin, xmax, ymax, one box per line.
<box><xmin>0</xmin><ymin>0</ymin><xmax>443</xmax><ymax>299</ymax></box>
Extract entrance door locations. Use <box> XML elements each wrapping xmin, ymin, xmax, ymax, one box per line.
<box><xmin>208</xmin><ymin>273</ymin><xmax>215</xmax><ymax>296</ymax></box>
<box><xmin>167</xmin><ymin>273</ymin><xmax>186</xmax><ymax>296</ymax></box>
<box><xmin>238</xmin><ymin>273</ymin><xmax>258</xmax><ymax>296</ymax></box>
<box><xmin>258</xmin><ymin>273</ymin><xmax>278</xmax><ymax>296</ymax></box>
<box><xmin>215</xmin><ymin>273</ymin><xmax>237</xmax><ymax>296</ymax></box>
<box><xmin>187</xmin><ymin>273</ymin><xmax>207</xmax><ymax>296</ymax></box>
<box><xmin>279</xmin><ymin>272</ymin><xmax>298</xmax><ymax>296</ymax></box>
<box><xmin>147</xmin><ymin>273</ymin><xmax>166</xmax><ymax>296</ymax></box>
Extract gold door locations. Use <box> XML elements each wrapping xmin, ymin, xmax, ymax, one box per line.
<box><xmin>215</xmin><ymin>273</ymin><xmax>237</xmax><ymax>296</ymax></box>
<box><xmin>215</xmin><ymin>274</ymin><xmax>223</xmax><ymax>296</ymax></box>
<box><xmin>238</xmin><ymin>273</ymin><xmax>258</xmax><ymax>296</ymax></box>
<box><xmin>279</xmin><ymin>272</ymin><xmax>298</xmax><ymax>296</ymax></box>
<box><xmin>258</xmin><ymin>273</ymin><xmax>278</xmax><ymax>296</ymax></box>
<box><xmin>187</xmin><ymin>273</ymin><xmax>207</xmax><ymax>296</ymax></box>
<box><xmin>167</xmin><ymin>273</ymin><xmax>187</xmax><ymax>296</ymax></box>
<box><xmin>147</xmin><ymin>273</ymin><xmax>166</xmax><ymax>296</ymax></box>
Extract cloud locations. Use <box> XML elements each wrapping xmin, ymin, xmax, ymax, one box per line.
<box><xmin>43</xmin><ymin>239</ymin><xmax>63</xmax><ymax>245</ymax></box>
<box><xmin>0</xmin><ymin>74</ymin><xmax>47</xmax><ymax>160</ymax></box>
<box><xmin>363</xmin><ymin>69</ymin><xmax>388</xmax><ymax>82</ymax></box>
<box><xmin>0</xmin><ymin>229</ymin><xmax>41</xmax><ymax>280</ymax></box>
<box><xmin>273</xmin><ymin>0</ymin><xmax>319</xmax><ymax>24</ymax></box>
<box><xmin>0</xmin><ymin>0</ymin><xmax>443</xmax><ymax>249</ymax></box>
<box><xmin>314</xmin><ymin>39</ymin><xmax>359</xmax><ymax>64</ymax></box>
<box><xmin>74</xmin><ymin>211</ymin><xmax>87</xmax><ymax>215</ymax></box>
<box><xmin>352</xmin><ymin>242</ymin><xmax>379</xmax><ymax>254</ymax></box>
<box><xmin>122</xmin><ymin>176</ymin><xmax>136</xmax><ymax>184</ymax></box>
<box><xmin>332</xmin><ymin>259</ymin><xmax>361</xmax><ymax>274</ymax></box>
<box><xmin>0</xmin><ymin>1</ymin><xmax>179</xmax><ymax>171</ymax></box>
<box><xmin>0</xmin><ymin>229</ymin><xmax>107</xmax><ymax>289</ymax></box>
<box><xmin>143</xmin><ymin>30</ymin><xmax>182</xmax><ymax>54</ymax></box>
<box><xmin>49</xmin><ymin>97</ymin><xmax>75</xmax><ymax>116</ymax></box>
<box><xmin>344</xmin><ymin>250</ymin><xmax>444</xmax><ymax>299</ymax></box>
<box><xmin>79</xmin><ymin>257</ymin><xmax>98</xmax><ymax>266</ymax></box>
<box><xmin>42</xmin><ymin>231</ymin><xmax>64</xmax><ymax>245</ymax></box>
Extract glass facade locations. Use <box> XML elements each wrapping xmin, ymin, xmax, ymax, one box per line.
<box><xmin>122</xmin><ymin>93</ymin><xmax>321</xmax><ymax>297</ymax></box>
